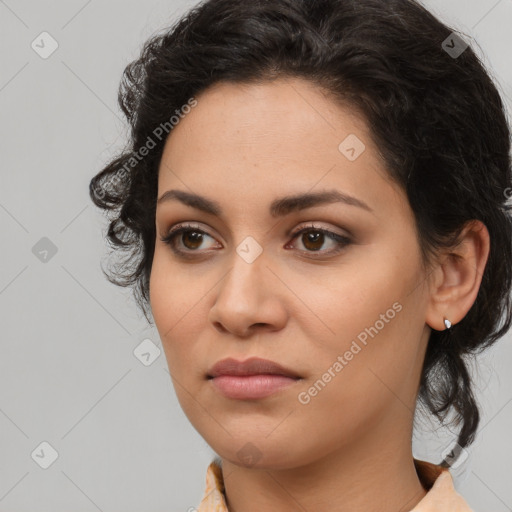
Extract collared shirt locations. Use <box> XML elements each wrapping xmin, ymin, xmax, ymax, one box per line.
<box><xmin>196</xmin><ymin>457</ymin><xmax>473</xmax><ymax>511</ymax></box>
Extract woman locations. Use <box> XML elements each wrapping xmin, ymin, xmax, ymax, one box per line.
<box><xmin>89</xmin><ymin>0</ymin><xmax>512</xmax><ymax>510</ymax></box>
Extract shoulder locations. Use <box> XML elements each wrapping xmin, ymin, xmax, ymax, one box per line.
<box><xmin>412</xmin><ymin>459</ymin><xmax>474</xmax><ymax>511</ymax></box>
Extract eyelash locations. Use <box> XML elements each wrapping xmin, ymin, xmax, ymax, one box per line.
<box><xmin>159</xmin><ymin>223</ymin><xmax>352</xmax><ymax>259</ymax></box>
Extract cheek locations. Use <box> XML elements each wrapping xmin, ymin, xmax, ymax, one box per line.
<box><xmin>300</xmin><ymin>252</ymin><xmax>424</xmax><ymax>394</ymax></box>
<box><xmin>149</xmin><ymin>254</ymin><xmax>174</xmax><ymax>333</ymax></box>
<box><xmin>149</xmin><ymin>247</ymin><xmax>198</xmax><ymax>328</ymax></box>
<box><xmin>149</xmin><ymin>252</ymin><xmax>187</xmax><ymax>365</ymax></box>
<box><xmin>149</xmin><ymin>249</ymin><xmax>211</xmax><ymax>373</ymax></box>
<box><xmin>300</xmin><ymin>255</ymin><xmax>402</xmax><ymax>342</ymax></box>
<box><xmin>294</xmin><ymin>301</ymin><xmax>419</xmax><ymax>445</ymax></box>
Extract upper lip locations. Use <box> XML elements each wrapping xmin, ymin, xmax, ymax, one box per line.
<box><xmin>207</xmin><ymin>357</ymin><xmax>301</xmax><ymax>379</ymax></box>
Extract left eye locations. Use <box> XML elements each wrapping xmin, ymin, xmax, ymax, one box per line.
<box><xmin>160</xmin><ymin>223</ymin><xmax>352</xmax><ymax>258</ymax></box>
<box><xmin>288</xmin><ymin>225</ymin><xmax>352</xmax><ymax>255</ymax></box>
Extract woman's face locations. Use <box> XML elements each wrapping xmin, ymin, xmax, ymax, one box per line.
<box><xmin>150</xmin><ymin>77</ymin><xmax>433</xmax><ymax>469</ymax></box>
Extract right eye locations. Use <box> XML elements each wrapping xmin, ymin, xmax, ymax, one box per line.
<box><xmin>160</xmin><ymin>223</ymin><xmax>220</xmax><ymax>256</ymax></box>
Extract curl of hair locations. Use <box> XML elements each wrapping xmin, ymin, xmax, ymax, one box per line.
<box><xmin>89</xmin><ymin>0</ymin><xmax>512</xmax><ymax>463</ymax></box>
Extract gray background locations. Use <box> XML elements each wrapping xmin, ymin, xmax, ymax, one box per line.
<box><xmin>0</xmin><ymin>0</ymin><xmax>511</xmax><ymax>511</ymax></box>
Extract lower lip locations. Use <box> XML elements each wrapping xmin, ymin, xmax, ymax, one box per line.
<box><xmin>209</xmin><ymin>374</ymin><xmax>300</xmax><ymax>399</ymax></box>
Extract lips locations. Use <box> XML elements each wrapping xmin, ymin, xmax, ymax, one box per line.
<box><xmin>207</xmin><ymin>357</ymin><xmax>301</xmax><ymax>379</ymax></box>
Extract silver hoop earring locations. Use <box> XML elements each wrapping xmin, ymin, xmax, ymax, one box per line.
<box><xmin>444</xmin><ymin>318</ymin><xmax>452</xmax><ymax>330</ymax></box>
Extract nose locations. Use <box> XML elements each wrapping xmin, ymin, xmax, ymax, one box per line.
<box><xmin>208</xmin><ymin>251</ymin><xmax>288</xmax><ymax>338</ymax></box>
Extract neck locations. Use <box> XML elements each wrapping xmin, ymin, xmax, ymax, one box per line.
<box><xmin>219</xmin><ymin>422</ymin><xmax>427</xmax><ymax>512</ymax></box>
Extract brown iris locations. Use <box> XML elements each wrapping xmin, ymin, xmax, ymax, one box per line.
<box><xmin>182</xmin><ymin>230</ymin><xmax>204</xmax><ymax>250</ymax></box>
<box><xmin>301</xmin><ymin>231</ymin><xmax>324</xmax><ymax>251</ymax></box>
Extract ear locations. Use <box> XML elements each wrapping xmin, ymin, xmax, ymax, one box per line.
<box><xmin>425</xmin><ymin>220</ymin><xmax>490</xmax><ymax>331</ymax></box>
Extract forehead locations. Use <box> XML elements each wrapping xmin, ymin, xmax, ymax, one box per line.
<box><xmin>157</xmin><ymin>77</ymin><xmax>405</xmax><ymax>220</ymax></box>
<box><xmin>162</xmin><ymin>77</ymin><xmax>370</xmax><ymax>158</ymax></box>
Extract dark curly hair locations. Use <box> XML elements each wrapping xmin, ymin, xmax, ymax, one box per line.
<box><xmin>89</xmin><ymin>0</ymin><xmax>512</xmax><ymax>465</ymax></box>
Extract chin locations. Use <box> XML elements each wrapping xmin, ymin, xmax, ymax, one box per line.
<box><xmin>206</xmin><ymin>433</ymin><xmax>307</xmax><ymax>470</ymax></box>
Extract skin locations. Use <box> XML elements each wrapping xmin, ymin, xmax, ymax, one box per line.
<box><xmin>149</xmin><ymin>77</ymin><xmax>490</xmax><ymax>512</ymax></box>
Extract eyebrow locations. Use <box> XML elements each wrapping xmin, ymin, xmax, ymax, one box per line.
<box><xmin>156</xmin><ymin>189</ymin><xmax>374</xmax><ymax>217</ymax></box>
